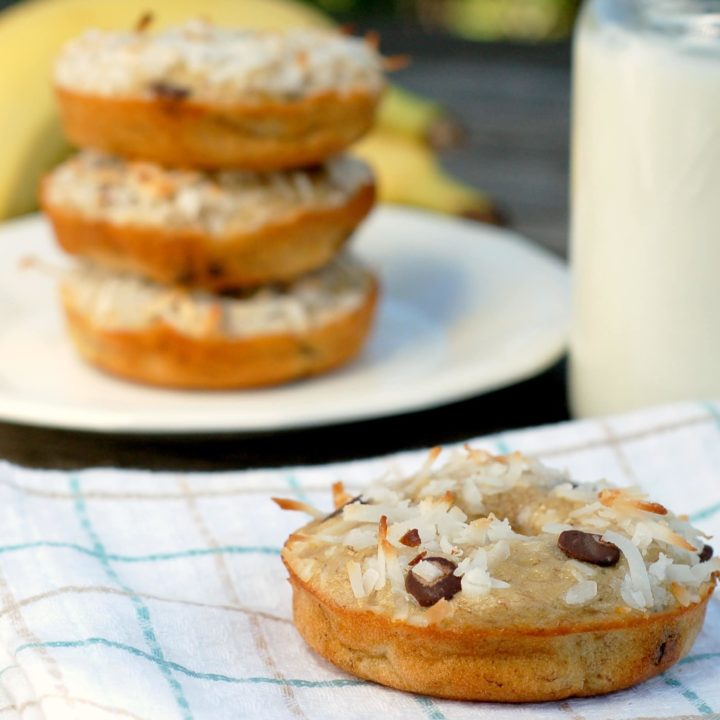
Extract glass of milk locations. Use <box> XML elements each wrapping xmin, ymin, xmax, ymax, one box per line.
<box><xmin>570</xmin><ymin>0</ymin><xmax>720</xmax><ymax>417</ymax></box>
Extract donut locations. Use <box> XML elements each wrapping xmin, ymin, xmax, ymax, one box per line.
<box><xmin>277</xmin><ymin>447</ymin><xmax>719</xmax><ymax>701</ymax></box>
<box><xmin>54</xmin><ymin>21</ymin><xmax>385</xmax><ymax>170</ymax></box>
<box><xmin>60</xmin><ymin>254</ymin><xmax>378</xmax><ymax>389</ymax></box>
<box><xmin>42</xmin><ymin>151</ymin><xmax>375</xmax><ymax>290</ymax></box>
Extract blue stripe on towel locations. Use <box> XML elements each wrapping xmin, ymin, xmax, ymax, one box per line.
<box><xmin>70</xmin><ymin>477</ymin><xmax>194</xmax><ymax>720</ymax></box>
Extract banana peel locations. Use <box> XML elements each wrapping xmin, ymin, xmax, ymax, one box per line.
<box><xmin>353</xmin><ymin>130</ymin><xmax>500</xmax><ymax>223</ymax></box>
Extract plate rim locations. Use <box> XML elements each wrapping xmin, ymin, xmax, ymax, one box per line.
<box><xmin>0</xmin><ymin>207</ymin><xmax>569</xmax><ymax>435</ymax></box>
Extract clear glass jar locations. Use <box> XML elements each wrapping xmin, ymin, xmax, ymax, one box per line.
<box><xmin>570</xmin><ymin>0</ymin><xmax>720</xmax><ymax>417</ymax></box>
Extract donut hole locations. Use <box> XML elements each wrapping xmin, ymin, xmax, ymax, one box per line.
<box><xmin>472</xmin><ymin>486</ymin><xmax>577</xmax><ymax>537</ymax></box>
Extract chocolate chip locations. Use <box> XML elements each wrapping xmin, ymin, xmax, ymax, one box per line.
<box><xmin>207</xmin><ymin>263</ymin><xmax>224</xmax><ymax>278</ymax></box>
<box><xmin>405</xmin><ymin>556</ymin><xmax>462</xmax><ymax>607</ymax></box>
<box><xmin>558</xmin><ymin>530</ymin><xmax>620</xmax><ymax>567</ymax></box>
<box><xmin>699</xmin><ymin>544</ymin><xmax>714</xmax><ymax>562</ymax></box>
<box><xmin>654</xmin><ymin>633</ymin><xmax>678</xmax><ymax>666</ymax></box>
<box><xmin>323</xmin><ymin>495</ymin><xmax>366</xmax><ymax>521</ymax></box>
<box><xmin>298</xmin><ymin>342</ymin><xmax>318</xmax><ymax>359</ymax></box>
<box><xmin>399</xmin><ymin>528</ymin><xmax>421</xmax><ymax>547</ymax></box>
<box><xmin>150</xmin><ymin>81</ymin><xmax>191</xmax><ymax>100</ymax></box>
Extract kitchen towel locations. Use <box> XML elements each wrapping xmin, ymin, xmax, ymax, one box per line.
<box><xmin>0</xmin><ymin>401</ymin><xmax>718</xmax><ymax>720</ymax></box>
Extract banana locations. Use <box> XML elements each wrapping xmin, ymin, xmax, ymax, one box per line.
<box><xmin>379</xmin><ymin>85</ymin><xmax>465</xmax><ymax>150</ymax></box>
<box><xmin>352</xmin><ymin>130</ymin><xmax>499</xmax><ymax>222</ymax></box>
<box><xmin>0</xmin><ymin>0</ymin><xmax>330</xmax><ymax>219</ymax></box>
<box><xmin>0</xmin><ymin>0</ymin><xmax>469</xmax><ymax>220</ymax></box>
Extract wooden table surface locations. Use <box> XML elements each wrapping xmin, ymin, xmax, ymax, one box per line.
<box><xmin>0</xmin><ymin>30</ymin><xmax>573</xmax><ymax>470</ymax></box>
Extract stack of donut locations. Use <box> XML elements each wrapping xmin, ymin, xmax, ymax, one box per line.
<box><xmin>41</xmin><ymin>18</ymin><xmax>385</xmax><ymax>388</ymax></box>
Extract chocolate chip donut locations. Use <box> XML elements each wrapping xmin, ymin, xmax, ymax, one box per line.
<box><xmin>278</xmin><ymin>448</ymin><xmax>719</xmax><ymax>701</ymax></box>
<box><xmin>42</xmin><ymin>151</ymin><xmax>375</xmax><ymax>290</ymax></box>
<box><xmin>54</xmin><ymin>21</ymin><xmax>385</xmax><ymax>170</ymax></box>
<box><xmin>60</xmin><ymin>254</ymin><xmax>378</xmax><ymax>389</ymax></box>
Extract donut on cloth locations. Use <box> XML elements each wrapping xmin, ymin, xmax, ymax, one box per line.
<box><xmin>276</xmin><ymin>448</ymin><xmax>719</xmax><ymax>701</ymax></box>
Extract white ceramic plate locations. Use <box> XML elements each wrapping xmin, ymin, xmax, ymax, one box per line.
<box><xmin>0</xmin><ymin>207</ymin><xmax>569</xmax><ymax>434</ymax></box>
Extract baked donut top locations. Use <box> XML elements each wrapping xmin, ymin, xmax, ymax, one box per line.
<box><xmin>44</xmin><ymin>151</ymin><xmax>373</xmax><ymax>237</ymax></box>
<box><xmin>61</xmin><ymin>254</ymin><xmax>374</xmax><ymax>339</ymax></box>
<box><xmin>280</xmin><ymin>448</ymin><xmax>719</xmax><ymax>629</ymax></box>
<box><xmin>54</xmin><ymin>21</ymin><xmax>385</xmax><ymax>103</ymax></box>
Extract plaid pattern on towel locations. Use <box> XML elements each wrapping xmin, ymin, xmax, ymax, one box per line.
<box><xmin>0</xmin><ymin>401</ymin><xmax>718</xmax><ymax>719</ymax></box>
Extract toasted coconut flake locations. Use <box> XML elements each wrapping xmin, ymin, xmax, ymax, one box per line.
<box><xmin>342</xmin><ymin>526</ymin><xmax>377</xmax><ymax>550</ymax></box>
<box><xmin>362</xmin><ymin>566</ymin><xmax>380</xmax><ymax>595</ymax></box>
<box><xmin>666</xmin><ymin>564</ymin><xmax>696</xmax><ymax>583</ymax></box>
<box><xmin>643</xmin><ymin>521</ymin><xmax>697</xmax><ymax>552</ymax></box>
<box><xmin>423</xmin><ymin>597</ymin><xmax>453</xmax><ymax>624</ymax></box>
<box><xmin>378</xmin><ymin>514</ymin><xmax>388</xmax><ymax>540</ymax></box>
<box><xmin>634</xmin><ymin>500</ymin><xmax>668</xmax><ymax>515</ymax></box>
<box><xmin>670</xmin><ymin>582</ymin><xmax>695</xmax><ymax>607</ymax></box>
<box><xmin>332</xmin><ymin>481</ymin><xmax>351</xmax><ymax>510</ymax></box>
<box><xmin>463</xmin><ymin>444</ymin><xmax>494</xmax><ymax>464</ymax></box>
<box><xmin>347</xmin><ymin>561</ymin><xmax>365</xmax><ymax>599</ymax></box>
<box><xmin>343</xmin><ymin>503</ymin><xmax>386</xmax><ymax>523</ymax></box>
<box><xmin>599</xmin><ymin>489</ymin><xmax>668</xmax><ymax>517</ymax></box>
<box><xmin>598</xmin><ymin>489</ymin><xmax>621</xmax><ymax>507</ymax></box>
<box><xmin>378</xmin><ymin>514</ymin><xmax>396</xmax><ymax>555</ymax></box>
<box><xmin>408</xmin><ymin>551</ymin><xmax>427</xmax><ymax>567</ymax></box>
<box><xmin>375</xmin><ymin>515</ymin><xmax>390</xmax><ymax>590</ymax></box>
<box><xmin>603</xmin><ymin>530</ymin><xmax>653</xmax><ymax>608</ymax></box>
<box><xmin>424</xmin><ymin>446</ymin><xmax>442</xmax><ymax>468</ymax></box>
<box><xmin>413</xmin><ymin>559</ymin><xmax>446</xmax><ymax>583</ymax></box>
<box><xmin>565</xmin><ymin>580</ymin><xmax>597</xmax><ymax>605</ymax></box>
<box><xmin>386</xmin><ymin>552</ymin><xmax>406</xmax><ymax>595</ymax></box>
<box><xmin>271</xmin><ymin>497</ymin><xmax>324</xmax><ymax>519</ymax></box>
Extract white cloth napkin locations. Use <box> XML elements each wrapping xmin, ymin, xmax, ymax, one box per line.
<box><xmin>0</xmin><ymin>401</ymin><xmax>718</xmax><ymax>720</ymax></box>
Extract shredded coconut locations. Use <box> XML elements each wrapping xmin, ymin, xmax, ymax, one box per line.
<box><xmin>282</xmin><ymin>447</ymin><xmax>720</xmax><ymax>623</ymax></box>
<box><xmin>62</xmin><ymin>254</ymin><xmax>372</xmax><ymax>338</ymax></box>
<box><xmin>45</xmin><ymin>151</ymin><xmax>372</xmax><ymax>237</ymax></box>
<box><xmin>565</xmin><ymin>580</ymin><xmax>598</xmax><ymax>605</ymax></box>
<box><xmin>55</xmin><ymin>21</ymin><xmax>385</xmax><ymax>102</ymax></box>
<box><xmin>603</xmin><ymin>530</ymin><xmax>654</xmax><ymax>609</ymax></box>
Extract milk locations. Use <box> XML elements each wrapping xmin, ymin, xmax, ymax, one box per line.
<box><xmin>570</xmin><ymin>0</ymin><xmax>720</xmax><ymax>417</ymax></box>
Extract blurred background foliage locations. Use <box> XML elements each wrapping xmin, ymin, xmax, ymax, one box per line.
<box><xmin>0</xmin><ymin>0</ymin><xmax>581</xmax><ymax>41</ymax></box>
<box><xmin>305</xmin><ymin>0</ymin><xmax>581</xmax><ymax>41</ymax></box>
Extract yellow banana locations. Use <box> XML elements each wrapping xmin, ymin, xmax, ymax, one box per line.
<box><xmin>0</xmin><ymin>0</ymin><xmax>330</xmax><ymax>219</ymax></box>
<box><xmin>379</xmin><ymin>85</ymin><xmax>464</xmax><ymax>149</ymax></box>
<box><xmin>0</xmin><ymin>0</ymin><xmax>463</xmax><ymax>220</ymax></box>
<box><xmin>353</xmin><ymin>130</ymin><xmax>498</xmax><ymax>222</ymax></box>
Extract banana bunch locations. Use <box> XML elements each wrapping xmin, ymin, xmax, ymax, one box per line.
<box><xmin>0</xmin><ymin>0</ymin><xmax>496</xmax><ymax>222</ymax></box>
